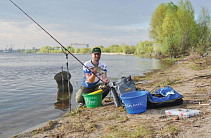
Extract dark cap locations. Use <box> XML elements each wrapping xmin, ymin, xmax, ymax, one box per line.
<box><xmin>92</xmin><ymin>47</ymin><xmax>101</xmax><ymax>54</ymax></box>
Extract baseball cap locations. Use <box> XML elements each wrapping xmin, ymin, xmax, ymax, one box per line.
<box><xmin>92</xmin><ymin>47</ymin><xmax>101</xmax><ymax>54</ymax></box>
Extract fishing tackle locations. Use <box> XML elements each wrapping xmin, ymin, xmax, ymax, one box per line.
<box><xmin>10</xmin><ymin>0</ymin><xmax>106</xmax><ymax>84</ymax></box>
<box><xmin>62</xmin><ymin>51</ymin><xmax>71</xmax><ymax>109</ymax></box>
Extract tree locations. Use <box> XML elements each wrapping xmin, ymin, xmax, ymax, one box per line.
<box><xmin>197</xmin><ymin>6</ymin><xmax>211</xmax><ymax>54</ymax></box>
<box><xmin>149</xmin><ymin>2</ymin><xmax>178</xmax><ymax>56</ymax></box>
<box><xmin>149</xmin><ymin>0</ymin><xmax>199</xmax><ymax>56</ymax></box>
<box><xmin>175</xmin><ymin>0</ymin><xmax>198</xmax><ymax>54</ymax></box>
<box><xmin>39</xmin><ymin>46</ymin><xmax>53</xmax><ymax>53</ymax></box>
<box><xmin>162</xmin><ymin>2</ymin><xmax>178</xmax><ymax>38</ymax></box>
<box><xmin>98</xmin><ymin>45</ymin><xmax>104</xmax><ymax>49</ymax></box>
<box><xmin>108</xmin><ymin>44</ymin><xmax>120</xmax><ymax>53</ymax></box>
<box><xmin>53</xmin><ymin>46</ymin><xmax>61</xmax><ymax>53</ymax></box>
<box><xmin>103</xmin><ymin>47</ymin><xmax>110</xmax><ymax>53</ymax></box>
<box><xmin>136</xmin><ymin>41</ymin><xmax>153</xmax><ymax>55</ymax></box>
<box><xmin>74</xmin><ymin>48</ymin><xmax>80</xmax><ymax>53</ymax></box>
<box><xmin>149</xmin><ymin>3</ymin><xmax>169</xmax><ymax>43</ymax></box>
<box><xmin>129</xmin><ymin>45</ymin><xmax>136</xmax><ymax>54</ymax></box>
<box><xmin>80</xmin><ymin>47</ymin><xmax>90</xmax><ymax>54</ymax></box>
<box><xmin>122</xmin><ymin>45</ymin><xmax>129</xmax><ymax>54</ymax></box>
<box><xmin>66</xmin><ymin>46</ymin><xmax>75</xmax><ymax>53</ymax></box>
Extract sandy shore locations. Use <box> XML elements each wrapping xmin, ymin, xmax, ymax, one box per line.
<box><xmin>14</xmin><ymin>56</ymin><xmax>211</xmax><ymax>138</ymax></box>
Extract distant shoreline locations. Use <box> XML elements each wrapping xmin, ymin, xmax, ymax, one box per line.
<box><xmin>102</xmin><ymin>52</ymin><xmax>133</xmax><ymax>55</ymax></box>
<box><xmin>5</xmin><ymin>52</ymin><xmax>134</xmax><ymax>55</ymax></box>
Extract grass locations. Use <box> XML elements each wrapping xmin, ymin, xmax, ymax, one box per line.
<box><xmin>193</xmin><ymin>66</ymin><xmax>204</xmax><ymax>70</ymax></box>
<box><xmin>31</xmin><ymin>121</ymin><xmax>57</xmax><ymax>135</ymax></box>
<box><xmin>165</xmin><ymin>78</ymin><xmax>181</xmax><ymax>85</ymax></box>
<box><xmin>161</xmin><ymin>125</ymin><xmax>180</xmax><ymax>136</ymax></box>
<box><xmin>117</xmin><ymin>116</ymin><xmax>128</xmax><ymax>123</ymax></box>
<box><xmin>56</xmin><ymin>105</ymin><xmax>129</xmax><ymax>136</ymax></box>
<box><xmin>103</xmin><ymin>124</ymin><xmax>155</xmax><ymax>138</ymax></box>
<box><xmin>132</xmin><ymin>75</ymin><xmax>146</xmax><ymax>82</ymax></box>
<box><xmin>85</xmin><ymin>123</ymin><xmax>97</xmax><ymax>133</ymax></box>
<box><xmin>62</xmin><ymin>106</ymin><xmax>84</xmax><ymax>117</ymax></box>
<box><xmin>104</xmin><ymin>112</ymin><xmax>120</xmax><ymax>120</ymax></box>
<box><xmin>191</xmin><ymin>57</ymin><xmax>211</xmax><ymax>70</ymax></box>
<box><xmin>163</xmin><ymin>57</ymin><xmax>178</xmax><ymax>61</ymax></box>
<box><xmin>103</xmin><ymin>125</ymin><xmax>118</xmax><ymax>134</ymax></box>
<box><xmin>196</xmin><ymin>87</ymin><xmax>207</xmax><ymax>93</ymax></box>
<box><xmin>58</xmin><ymin>104</ymin><xmax>158</xmax><ymax>138</ymax></box>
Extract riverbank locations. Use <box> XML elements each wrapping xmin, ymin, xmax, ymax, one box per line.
<box><xmin>14</xmin><ymin>55</ymin><xmax>211</xmax><ymax>138</ymax></box>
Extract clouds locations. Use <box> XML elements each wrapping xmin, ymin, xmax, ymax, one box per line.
<box><xmin>1</xmin><ymin>0</ymin><xmax>211</xmax><ymax>49</ymax></box>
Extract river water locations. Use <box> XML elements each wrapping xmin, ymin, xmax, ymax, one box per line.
<box><xmin>0</xmin><ymin>53</ymin><xmax>171</xmax><ymax>138</ymax></box>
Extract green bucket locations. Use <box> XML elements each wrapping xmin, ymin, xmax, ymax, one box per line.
<box><xmin>82</xmin><ymin>92</ymin><xmax>102</xmax><ymax>108</ymax></box>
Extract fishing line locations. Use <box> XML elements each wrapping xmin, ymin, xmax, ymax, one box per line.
<box><xmin>10</xmin><ymin>0</ymin><xmax>105</xmax><ymax>84</ymax></box>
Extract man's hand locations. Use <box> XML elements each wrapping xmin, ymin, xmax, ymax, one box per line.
<box><xmin>91</xmin><ymin>68</ymin><xmax>98</xmax><ymax>75</ymax></box>
<box><xmin>86</xmin><ymin>68</ymin><xmax>97</xmax><ymax>83</ymax></box>
<box><xmin>103</xmin><ymin>78</ymin><xmax>110</xmax><ymax>84</ymax></box>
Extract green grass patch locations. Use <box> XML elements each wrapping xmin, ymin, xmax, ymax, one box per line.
<box><xmin>104</xmin><ymin>124</ymin><xmax>155</xmax><ymax>138</ymax></box>
<box><xmin>32</xmin><ymin>121</ymin><xmax>57</xmax><ymax>135</ymax></box>
<box><xmin>193</xmin><ymin>66</ymin><xmax>204</xmax><ymax>70</ymax></box>
<box><xmin>196</xmin><ymin>87</ymin><xmax>207</xmax><ymax>93</ymax></box>
<box><xmin>85</xmin><ymin>123</ymin><xmax>97</xmax><ymax>133</ymax></box>
<box><xmin>104</xmin><ymin>112</ymin><xmax>120</xmax><ymax>120</ymax></box>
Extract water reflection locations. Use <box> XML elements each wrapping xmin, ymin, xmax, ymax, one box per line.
<box><xmin>54</xmin><ymin>90</ymin><xmax>72</xmax><ymax>111</ymax></box>
<box><xmin>54</xmin><ymin>71</ymin><xmax>73</xmax><ymax>111</ymax></box>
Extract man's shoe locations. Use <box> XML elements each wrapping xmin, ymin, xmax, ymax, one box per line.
<box><xmin>78</xmin><ymin>103</ymin><xmax>85</xmax><ymax>108</ymax></box>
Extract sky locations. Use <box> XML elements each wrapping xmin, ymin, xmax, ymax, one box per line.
<box><xmin>0</xmin><ymin>0</ymin><xmax>211</xmax><ymax>50</ymax></box>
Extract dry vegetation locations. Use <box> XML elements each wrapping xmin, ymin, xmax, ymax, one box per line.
<box><xmin>14</xmin><ymin>55</ymin><xmax>211</xmax><ymax>138</ymax></box>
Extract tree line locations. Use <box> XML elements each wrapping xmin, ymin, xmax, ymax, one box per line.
<box><xmin>15</xmin><ymin>42</ymin><xmax>153</xmax><ymax>55</ymax></box>
<box><xmin>149</xmin><ymin>0</ymin><xmax>211</xmax><ymax>57</ymax></box>
<box><xmin>15</xmin><ymin>0</ymin><xmax>211</xmax><ymax>57</ymax></box>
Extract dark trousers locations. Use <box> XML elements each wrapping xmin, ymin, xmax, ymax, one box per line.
<box><xmin>75</xmin><ymin>83</ymin><xmax>110</xmax><ymax>103</ymax></box>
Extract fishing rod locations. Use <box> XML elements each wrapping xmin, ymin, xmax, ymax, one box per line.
<box><xmin>10</xmin><ymin>0</ymin><xmax>105</xmax><ymax>84</ymax></box>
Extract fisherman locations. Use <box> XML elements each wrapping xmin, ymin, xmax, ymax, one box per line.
<box><xmin>76</xmin><ymin>47</ymin><xmax>110</xmax><ymax>107</ymax></box>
